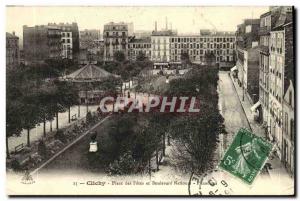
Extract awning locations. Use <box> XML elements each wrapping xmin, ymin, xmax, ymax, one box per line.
<box><xmin>251</xmin><ymin>101</ymin><xmax>261</xmax><ymax>112</ymax></box>
<box><xmin>230</xmin><ymin>66</ymin><xmax>237</xmax><ymax>72</ymax></box>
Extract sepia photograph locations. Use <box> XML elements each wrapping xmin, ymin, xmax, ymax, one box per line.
<box><xmin>5</xmin><ymin>5</ymin><xmax>295</xmax><ymax>196</ymax></box>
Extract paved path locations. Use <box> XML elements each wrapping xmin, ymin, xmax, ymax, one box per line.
<box><xmin>37</xmin><ymin>115</ymin><xmax>113</xmax><ymax>174</ymax></box>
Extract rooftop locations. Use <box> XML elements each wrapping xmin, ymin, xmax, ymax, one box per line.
<box><xmin>151</xmin><ymin>30</ymin><xmax>176</xmax><ymax>36</ymax></box>
<box><xmin>6</xmin><ymin>32</ymin><xmax>19</xmax><ymax>39</ymax></box>
<box><xmin>129</xmin><ymin>37</ymin><xmax>151</xmax><ymax>43</ymax></box>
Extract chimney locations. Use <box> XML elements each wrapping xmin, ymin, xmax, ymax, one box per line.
<box><xmin>12</xmin><ymin>31</ymin><xmax>15</xmax><ymax>36</ymax></box>
<box><xmin>165</xmin><ymin>17</ymin><xmax>168</xmax><ymax>30</ymax></box>
<box><xmin>155</xmin><ymin>21</ymin><xmax>157</xmax><ymax>31</ymax></box>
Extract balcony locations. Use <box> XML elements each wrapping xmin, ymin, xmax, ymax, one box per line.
<box><xmin>258</xmin><ymin>26</ymin><xmax>271</xmax><ymax>36</ymax></box>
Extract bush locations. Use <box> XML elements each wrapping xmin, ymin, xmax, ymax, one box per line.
<box><xmin>38</xmin><ymin>139</ymin><xmax>47</xmax><ymax>157</ymax></box>
<box><xmin>54</xmin><ymin>129</ymin><xmax>67</xmax><ymax>143</ymax></box>
<box><xmin>86</xmin><ymin>111</ymin><xmax>94</xmax><ymax>125</ymax></box>
<box><xmin>108</xmin><ymin>152</ymin><xmax>136</xmax><ymax>175</ymax></box>
<box><xmin>11</xmin><ymin>159</ymin><xmax>21</xmax><ymax>171</ymax></box>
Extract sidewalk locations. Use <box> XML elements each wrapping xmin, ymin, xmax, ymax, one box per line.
<box><xmin>229</xmin><ymin>73</ymin><xmax>294</xmax><ymax>194</ymax></box>
<box><xmin>8</xmin><ymin>105</ymin><xmax>99</xmax><ymax>152</ymax></box>
<box><xmin>229</xmin><ymin>74</ymin><xmax>265</xmax><ymax>138</ymax></box>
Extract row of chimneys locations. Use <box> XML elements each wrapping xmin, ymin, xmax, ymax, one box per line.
<box><xmin>154</xmin><ymin>17</ymin><xmax>172</xmax><ymax>31</ymax></box>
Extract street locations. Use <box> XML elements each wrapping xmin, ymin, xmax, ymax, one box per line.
<box><xmin>218</xmin><ymin>71</ymin><xmax>251</xmax><ymax>147</ymax></box>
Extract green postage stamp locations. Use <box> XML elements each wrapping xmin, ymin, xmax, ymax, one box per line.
<box><xmin>219</xmin><ymin>128</ymin><xmax>273</xmax><ymax>185</ymax></box>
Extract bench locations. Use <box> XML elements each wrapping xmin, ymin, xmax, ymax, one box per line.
<box><xmin>15</xmin><ymin>143</ymin><xmax>25</xmax><ymax>153</ymax></box>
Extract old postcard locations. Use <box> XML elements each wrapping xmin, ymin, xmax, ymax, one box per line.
<box><xmin>6</xmin><ymin>6</ymin><xmax>295</xmax><ymax>196</ymax></box>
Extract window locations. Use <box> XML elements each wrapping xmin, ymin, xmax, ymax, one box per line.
<box><xmin>285</xmin><ymin>113</ymin><xmax>288</xmax><ymax>134</ymax></box>
<box><xmin>245</xmin><ymin>25</ymin><xmax>252</xmax><ymax>33</ymax></box>
<box><xmin>289</xmin><ymin>90</ymin><xmax>292</xmax><ymax>106</ymax></box>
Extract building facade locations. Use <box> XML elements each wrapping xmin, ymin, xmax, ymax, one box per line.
<box><xmin>23</xmin><ymin>25</ymin><xmax>62</xmax><ymax>64</ymax></box>
<box><xmin>244</xmin><ymin>46</ymin><xmax>260</xmax><ymax>103</ymax></box>
<box><xmin>151</xmin><ymin>30</ymin><xmax>174</xmax><ymax>68</ymax></box>
<box><xmin>169</xmin><ymin>33</ymin><xmax>236</xmax><ymax>67</ymax></box>
<box><xmin>103</xmin><ymin>22</ymin><xmax>128</xmax><ymax>61</ymax></box>
<box><xmin>51</xmin><ymin>23</ymin><xmax>80</xmax><ymax>60</ymax></box>
<box><xmin>61</xmin><ymin>30</ymin><xmax>73</xmax><ymax>59</ymax></box>
<box><xmin>282</xmin><ymin>80</ymin><xmax>294</xmax><ymax>175</ymax></box>
<box><xmin>256</xmin><ymin>7</ymin><xmax>294</xmax><ymax>174</ymax></box>
<box><xmin>80</xmin><ymin>29</ymin><xmax>101</xmax><ymax>49</ymax></box>
<box><xmin>128</xmin><ymin>37</ymin><xmax>151</xmax><ymax>61</ymax></box>
<box><xmin>6</xmin><ymin>32</ymin><xmax>19</xmax><ymax>68</ymax></box>
<box><xmin>235</xmin><ymin>19</ymin><xmax>260</xmax><ymax>104</ymax></box>
<box><xmin>259</xmin><ymin>8</ymin><xmax>283</xmax><ymax>124</ymax></box>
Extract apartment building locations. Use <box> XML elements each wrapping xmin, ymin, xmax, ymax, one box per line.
<box><xmin>103</xmin><ymin>22</ymin><xmax>128</xmax><ymax>61</ymax></box>
<box><xmin>23</xmin><ymin>25</ymin><xmax>62</xmax><ymax>64</ymax></box>
<box><xmin>80</xmin><ymin>29</ymin><xmax>101</xmax><ymax>49</ymax></box>
<box><xmin>6</xmin><ymin>32</ymin><xmax>19</xmax><ymax>68</ymax></box>
<box><xmin>281</xmin><ymin>19</ymin><xmax>294</xmax><ymax>176</ymax></box>
<box><xmin>267</xmin><ymin>8</ymin><xmax>293</xmax><ymax>164</ymax></box>
<box><xmin>128</xmin><ymin>37</ymin><xmax>151</xmax><ymax>61</ymax></box>
<box><xmin>169</xmin><ymin>33</ymin><xmax>236</xmax><ymax>67</ymax></box>
<box><xmin>151</xmin><ymin>30</ymin><xmax>175</xmax><ymax>69</ymax></box>
<box><xmin>258</xmin><ymin>9</ymin><xmax>282</xmax><ymax>123</ymax></box>
<box><xmin>50</xmin><ymin>23</ymin><xmax>80</xmax><ymax>60</ymax></box>
<box><xmin>235</xmin><ymin>19</ymin><xmax>260</xmax><ymax>103</ymax></box>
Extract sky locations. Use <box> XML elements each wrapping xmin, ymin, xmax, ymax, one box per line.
<box><xmin>6</xmin><ymin>6</ymin><xmax>269</xmax><ymax>39</ymax></box>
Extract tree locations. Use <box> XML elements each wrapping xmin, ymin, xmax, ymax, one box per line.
<box><xmin>6</xmin><ymin>68</ymin><xmax>25</xmax><ymax>157</ymax></box>
<box><xmin>136</xmin><ymin>52</ymin><xmax>147</xmax><ymax>62</ymax></box>
<box><xmin>169</xmin><ymin>106</ymin><xmax>225</xmax><ymax>174</ymax></box>
<box><xmin>165</xmin><ymin>66</ymin><xmax>225</xmax><ymax>174</ymax></box>
<box><xmin>113</xmin><ymin>51</ymin><xmax>126</xmax><ymax>63</ymax></box>
<box><xmin>204</xmin><ymin>52</ymin><xmax>216</xmax><ymax>66</ymax></box>
<box><xmin>181</xmin><ymin>52</ymin><xmax>191</xmax><ymax>68</ymax></box>
<box><xmin>21</xmin><ymin>101</ymin><xmax>42</xmax><ymax>147</ymax></box>
<box><xmin>6</xmin><ymin>100</ymin><xmax>23</xmax><ymax>158</ymax></box>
